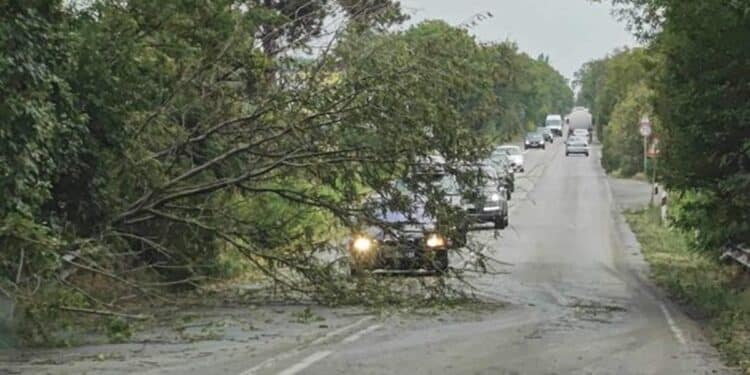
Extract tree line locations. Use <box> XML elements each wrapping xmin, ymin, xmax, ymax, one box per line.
<box><xmin>577</xmin><ymin>0</ymin><xmax>749</xmax><ymax>248</ymax></box>
<box><xmin>1</xmin><ymin>0</ymin><xmax>572</xmax><ymax>345</ymax></box>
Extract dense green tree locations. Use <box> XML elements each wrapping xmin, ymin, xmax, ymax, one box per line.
<box><xmin>601</xmin><ymin>83</ymin><xmax>654</xmax><ymax>176</ymax></box>
<box><xmin>603</xmin><ymin>0</ymin><xmax>750</xmax><ymax>246</ymax></box>
<box><xmin>0</xmin><ymin>0</ymin><xmax>575</xmax><ymax>345</ymax></box>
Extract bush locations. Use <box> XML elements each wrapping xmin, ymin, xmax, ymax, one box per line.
<box><xmin>626</xmin><ymin>208</ymin><xmax>750</xmax><ymax>369</ymax></box>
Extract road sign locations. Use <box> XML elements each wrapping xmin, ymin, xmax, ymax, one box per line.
<box><xmin>639</xmin><ymin>116</ymin><xmax>652</xmax><ymax>137</ymax></box>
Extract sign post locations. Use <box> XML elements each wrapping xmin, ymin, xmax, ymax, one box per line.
<box><xmin>639</xmin><ymin>116</ymin><xmax>652</xmax><ymax>176</ymax></box>
<box><xmin>647</xmin><ymin>137</ymin><xmax>660</xmax><ymax>206</ymax></box>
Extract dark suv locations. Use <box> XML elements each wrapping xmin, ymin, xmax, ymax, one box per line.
<box><xmin>524</xmin><ymin>132</ymin><xmax>546</xmax><ymax>149</ymax></box>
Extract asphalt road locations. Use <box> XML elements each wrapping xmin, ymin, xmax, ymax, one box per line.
<box><xmin>5</xmin><ymin>138</ymin><xmax>732</xmax><ymax>375</ymax></box>
<box><xmin>241</xmin><ymin>139</ymin><xmax>730</xmax><ymax>375</ymax></box>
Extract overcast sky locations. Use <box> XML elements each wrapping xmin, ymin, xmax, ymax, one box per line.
<box><xmin>398</xmin><ymin>0</ymin><xmax>638</xmax><ymax>83</ymax></box>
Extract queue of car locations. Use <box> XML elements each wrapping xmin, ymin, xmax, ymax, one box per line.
<box><xmin>346</xmin><ymin>148</ymin><xmax>519</xmax><ymax>275</ymax></box>
<box><xmin>347</xmin><ymin>112</ymin><xmax>583</xmax><ymax>276</ymax></box>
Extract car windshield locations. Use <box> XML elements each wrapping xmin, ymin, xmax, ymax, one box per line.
<box><xmin>546</xmin><ymin>119</ymin><xmax>561</xmax><ymax>126</ymax></box>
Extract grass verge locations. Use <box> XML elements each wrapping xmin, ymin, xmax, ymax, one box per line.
<box><xmin>625</xmin><ymin>208</ymin><xmax>750</xmax><ymax>371</ymax></box>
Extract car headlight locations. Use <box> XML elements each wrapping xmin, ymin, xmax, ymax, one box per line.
<box><xmin>425</xmin><ymin>233</ymin><xmax>446</xmax><ymax>248</ymax></box>
<box><xmin>490</xmin><ymin>193</ymin><xmax>501</xmax><ymax>202</ymax></box>
<box><xmin>352</xmin><ymin>236</ymin><xmax>374</xmax><ymax>253</ymax></box>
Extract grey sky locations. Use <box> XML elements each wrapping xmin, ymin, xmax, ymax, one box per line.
<box><xmin>399</xmin><ymin>0</ymin><xmax>638</xmax><ymax>82</ymax></box>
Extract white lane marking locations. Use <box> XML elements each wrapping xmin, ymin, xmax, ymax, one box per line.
<box><xmin>309</xmin><ymin>316</ymin><xmax>373</xmax><ymax>345</ymax></box>
<box><xmin>659</xmin><ymin>303</ymin><xmax>687</xmax><ymax>345</ymax></box>
<box><xmin>341</xmin><ymin>324</ymin><xmax>382</xmax><ymax>344</ymax></box>
<box><xmin>276</xmin><ymin>350</ymin><xmax>332</xmax><ymax>375</ymax></box>
<box><xmin>240</xmin><ymin>317</ymin><xmax>372</xmax><ymax>374</ymax></box>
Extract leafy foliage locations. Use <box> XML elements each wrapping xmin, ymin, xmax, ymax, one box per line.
<box><xmin>601</xmin><ymin>83</ymin><xmax>654</xmax><ymax>176</ymax></box>
<box><xmin>627</xmin><ymin>209</ymin><xmax>750</xmax><ymax>370</ymax></box>
<box><xmin>599</xmin><ymin>0</ymin><xmax>750</xmax><ymax>247</ymax></box>
<box><xmin>0</xmin><ymin>0</ymin><xmax>572</xmax><ymax>346</ymax></box>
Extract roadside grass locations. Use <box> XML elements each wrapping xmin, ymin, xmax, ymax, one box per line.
<box><xmin>625</xmin><ymin>208</ymin><xmax>750</xmax><ymax>371</ymax></box>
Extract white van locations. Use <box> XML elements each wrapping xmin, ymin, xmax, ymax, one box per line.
<box><xmin>545</xmin><ymin>114</ymin><xmax>563</xmax><ymax>136</ymax></box>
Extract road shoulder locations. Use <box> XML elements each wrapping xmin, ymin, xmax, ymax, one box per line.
<box><xmin>607</xmin><ymin>177</ymin><xmax>739</xmax><ymax>373</ymax></box>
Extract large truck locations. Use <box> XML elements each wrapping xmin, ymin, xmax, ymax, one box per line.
<box><xmin>566</xmin><ymin>107</ymin><xmax>593</xmax><ymax>136</ymax></box>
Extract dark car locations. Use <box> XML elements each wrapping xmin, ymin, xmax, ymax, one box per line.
<box><xmin>441</xmin><ymin>166</ymin><xmax>509</xmax><ymax>230</ymax></box>
<box><xmin>538</xmin><ymin>127</ymin><xmax>554</xmax><ymax>143</ymax></box>
<box><xmin>524</xmin><ymin>132</ymin><xmax>546</xmax><ymax>149</ymax></box>
<box><xmin>348</xmin><ymin>181</ymin><xmax>464</xmax><ymax>275</ymax></box>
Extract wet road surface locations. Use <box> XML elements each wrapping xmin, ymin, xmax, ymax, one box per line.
<box><xmin>4</xmin><ymin>139</ymin><xmax>732</xmax><ymax>375</ymax></box>
<box><xmin>245</xmin><ymin>139</ymin><xmax>729</xmax><ymax>375</ymax></box>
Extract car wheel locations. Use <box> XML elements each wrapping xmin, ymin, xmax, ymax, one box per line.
<box><xmin>542</xmin><ymin>145</ymin><xmax>546</xmax><ymax>150</ymax></box>
<box><xmin>585</xmin><ymin>152</ymin><xmax>589</xmax><ymax>157</ymax></box>
<box><xmin>432</xmin><ymin>250</ymin><xmax>449</xmax><ymax>273</ymax></box>
<box><xmin>565</xmin><ymin>152</ymin><xmax>569</xmax><ymax>156</ymax></box>
<box><xmin>504</xmin><ymin>214</ymin><xmax>509</xmax><ymax>228</ymax></box>
<box><xmin>494</xmin><ymin>216</ymin><xmax>506</xmax><ymax>230</ymax></box>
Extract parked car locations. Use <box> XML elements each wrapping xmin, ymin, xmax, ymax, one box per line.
<box><xmin>524</xmin><ymin>132</ymin><xmax>546</xmax><ymax>150</ymax></box>
<box><xmin>538</xmin><ymin>127</ymin><xmax>554</xmax><ymax>143</ymax></box>
<box><xmin>496</xmin><ymin>145</ymin><xmax>524</xmax><ymax>172</ymax></box>
<box><xmin>348</xmin><ymin>181</ymin><xmax>464</xmax><ymax>275</ymax></box>
<box><xmin>485</xmin><ymin>152</ymin><xmax>515</xmax><ymax>199</ymax></box>
<box><xmin>441</xmin><ymin>165</ymin><xmax>509</xmax><ymax>230</ymax></box>
<box><xmin>565</xmin><ymin>138</ymin><xmax>590</xmax><ymax>157</ymax></box>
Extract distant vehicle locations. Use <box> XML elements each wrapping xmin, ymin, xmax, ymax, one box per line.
<box><xmin>566</xmin><ymin>108</ymin><xmax>593</xmax><ymax>137</ymax></box>
<box><xmin>441</xmin><ymin>166</ymin><xmax>509</xmax><ymax>230</ymax></box>
<box><xmin>566</xmin><ymin>135</ymin><xmax>588</xmax><ymax>145</ymax></box>
<box><xmin>486</xmin><ymin>152</ymin><xmax>515</xmax><ymax>198</ymax></box>
<box><xmin>524</xmin><ymin>132</ymin><xmax>545</xmax><ymax>150</ymax></box>
<box><xmin>348</xmin><ymin>180</ymin><xmax>464</xmax><ymax>275</ymax></box>
<box><xmin>496</xmin><ymin>145</ymin><xmax>524</xmax><ymax>172</ymax></box>
<box><xmin>565</xmin><ymin>138</ymin><xmax>590</xmax><ymax>157</ymax></box>
<box><xmin>538</xmin><ymin>127</ymin><xmax>553</xmax><ymax>143</ymax></box>
<box><xmin>572</xmin><ymin>128</ymin><xmax>590</xmax><ymax>138</ymax></box>
<box><xmin>545</xmin><ymin>114</ymin><xmax>564</xmax><ymax>136</ymax></box>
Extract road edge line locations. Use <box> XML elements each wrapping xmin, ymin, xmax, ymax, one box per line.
<box><xmin>659</xmin><ymin>303</ymin><xmax>687</xmax><ymax>345</ymax></box>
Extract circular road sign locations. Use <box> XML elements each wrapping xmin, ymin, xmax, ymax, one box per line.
<box><xmin>639</xmin><ymin>116</ymin><xmax>652</xmax><ymax>137</ymax></box>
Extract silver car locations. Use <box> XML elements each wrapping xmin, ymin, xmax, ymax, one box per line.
<box><xmin>565</xmin><ymin>138</ymin><xmax>590</xmax><ymax>157</ymax></box>
<box><xmin>496</xmin><ymin>145</ymin><xmax>524</xmax><ymax>172</ymax></box>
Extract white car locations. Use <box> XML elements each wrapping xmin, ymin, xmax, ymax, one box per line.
<box><xmin>571</xmin><ymin>128</ymin><xmax>589</xmax><ymax>138</ymax></box>
<box><xmin>565</xmin><ymin>138</ymin><xmax>590</xmax><ymax>157</ymax></box>
<box><xmin>496</xmin><ymin>145</ymin><xmax>524</xmax><ymax>172</ymax></box>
